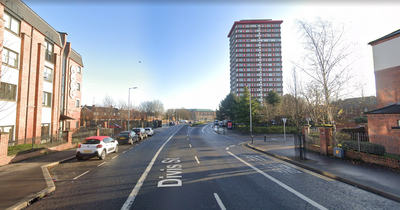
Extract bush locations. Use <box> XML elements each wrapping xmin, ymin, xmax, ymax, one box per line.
<box><xmin>252</xmin><ymin>126</ymin><xmax>299</xmax><ymax>134</ymax></box>
<box><xmin>191</xmin><ymin>122</ymin><xmax>204</xmax><ymax>127</ymax></box>
<box><xmin>341</xmin><ymin>140</ymin><xmax>385</xmax><ymax>156</ymax></box>
<box><xmin>355</xmin><ymin>117</ymin><xmax>368</xmax><ymax>124</ymax></box>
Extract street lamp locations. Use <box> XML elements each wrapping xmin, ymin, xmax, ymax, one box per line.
<box><xmin>282</xmin><ymin>118</ymin><xmax>287</xmax><ymax>142</ymax></box>
<box><xmin>128</xmin><ymin>87</ymin><xmax>137</xmax><ymax>131</ymax></box>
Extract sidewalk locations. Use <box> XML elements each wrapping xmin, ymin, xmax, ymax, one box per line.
<box><xmin>0</xmin><ymin>126</ymin><xmax>170</xmax><ymax>210</ymax></box>
<box><xmin>215</xmin><ymin>126</ymin><xmax>400</xmax><ymax>203</ymax></box>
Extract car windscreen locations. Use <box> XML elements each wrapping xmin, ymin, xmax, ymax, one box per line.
<box><xmin>82</xmin><ymin>139</ymin><xmax>101</xmax><ymax>144</ymax></box>
<box><xmin>119</xmin><ymin>133</ymin><xmax>130</xmax><ymax>137</ymax></box>
<box><xmin>145</xmin><ymin>128</ymin><xmax>150</xmax><ymax>131</ymax></box>
<box><xmin>132</xmin><ymin>129</ymin><xmax>140</xmax><ymax>132</ymax></box>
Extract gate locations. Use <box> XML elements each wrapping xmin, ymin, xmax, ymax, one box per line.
<box><xmin>294</xmin><ymin>134</ymin><xmax>307</xmax><ymax>160</ymax></box>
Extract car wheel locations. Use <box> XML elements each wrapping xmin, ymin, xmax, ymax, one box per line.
<box><xmin>99</xmin><ymin>150</ymin><xmax>106</xmax><ymax>160</ymax></box>
<box><xmin>114</xmin><ymin>145</ymin><xmax>118</xmax><ymax>153</ymax></box>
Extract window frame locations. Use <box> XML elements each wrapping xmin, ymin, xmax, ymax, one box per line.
<box><xmin>2</xmin><ymin>47</ymin><xmax>19</xmax><ymax>68</ymax></box>
<box><xmin>41</xmin><ymin>123</ymin><xmax>50</xmax><ymax>136</ymax></box>
<box><xmin>44</xmin><ymin>66</ymin><xmax>53</xmax><ymax>83</ymax></box>
<box><xmin>0</xmin><ymin>125</ymin><xmax>14</xmax><ymax>141</ymax></box>
<box><xmin>76</xmin><ymin>99</ymin><xmax>80</xmax><ymax>108</ymax></box>
<box><xmin>0</xmin><ymin>82</ymin><xmax>17</xmax><ymax>101</ymax></box>
<box><xmin>3</xmin><ymin>12</ymin><xmax>20</xmax><ymax>35</ymax></box>
<box><xmin>44</xmin><ymin>40</ymin><xmax>54</xmax><ymax>63</ymax></box>
<box><xmin>43</xmin><ymin>92</ymin><xmax>52</xmax><ymax>107</ymax></box>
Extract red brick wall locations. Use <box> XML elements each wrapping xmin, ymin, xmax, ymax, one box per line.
<box><xmin>367</xmin><ymin>114</ymin><xmax>400</xmax><ymax>155</ymax></box>
<box><xmin>367</xmin><ymin>114</ymin><xmax>400</xmax><ymax>138</ymax></box>
<box><xmin>345</xmin><ymin>150</ymin><xmax>400</xmax><ymax>169</ymax></box>
<box><xmin>375</xmin><ymin>66</ymin><xmax>400</xmax><ymax>108</ymax></box>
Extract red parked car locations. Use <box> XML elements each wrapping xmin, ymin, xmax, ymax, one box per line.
<box><xmin>109</xmin><ymin>124</ymin><xmax>122</xmax><ymax>130</ymax></box>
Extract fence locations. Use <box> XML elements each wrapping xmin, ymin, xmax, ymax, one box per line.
<box><xmin>8</xmin><ymin>132</ymin><xmax>68</xmax><ymax>156</ymax></box>
<box><xmin>7</xmin><ymin>128</ymin><xmax>114</xmax><ymax>156</ymax></box>
<box><xmin>337</xmin><ymin>132</ymin><xmax>400</xmax><ymax>156</ymax></box>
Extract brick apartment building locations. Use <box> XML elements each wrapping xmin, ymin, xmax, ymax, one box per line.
<box><xmin>0</xmin><ymin>0</ymin><xmax>83</xmax><ymax>141</ymax></box>
<box><xmin>227</xmin><ymin>19</ymin><xmax>283</xmax><ymax>101</ymax></box>
<box><xmin>365</xmin><ymin>29</ymin><xmax>400</xmax><ymax>155</ymax></box>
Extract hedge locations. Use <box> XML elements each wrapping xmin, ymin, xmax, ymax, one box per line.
<box><xmin>235</xmin><ymin>125</ymin><xmax>299</xmax><ymax>134</ymax></box>
<box><xmin>341</xmin><ymin>140</ymin><xmax>385</xmax><ymax>156</ymax></box>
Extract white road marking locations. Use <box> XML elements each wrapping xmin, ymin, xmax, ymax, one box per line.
<box><xmin>73</xmin><ymin>171</ymin><xmax>89</xmax><ymax>180</ymax></box>
<box><xmin>194</xmin><ymin>156</ymin><xmax>200</xmax><ymax>164</ymax></box>
<box><xmin>227</xmin><ymin>151</ymin><xmax>328</xmax><ymax>210</ymax></box>
<box><xmin>189</xmin><ymin>144</ymin><xmax>192</xmax><ymax>148</ymax></box>
<box><xmin>122</xmin><ymin>151</ymin><xmax>127</xmax><ymax>153</ymax></box>
<box><xmin>226</xmin><ymin>145</ymin><xmax>236</xmax><ymax>151</ymax></box>
<box><xmin>112</xmin><ymin>155</ymin><xmax>118</xmax><ymax>159</ymax></box>
<box><xmin>98</xmin><ymin>162</ymin><xmax>106</xmax><ymax>167</ymax></box>
<box><xmin>121</xmin><ymin>128</ymin><xmax>182</xmax><ymax>210</ymax></box>
<box><xmin>214</xmin><ymin>193</ymin><xmax>226</xmax><ymax>210</ymax></box>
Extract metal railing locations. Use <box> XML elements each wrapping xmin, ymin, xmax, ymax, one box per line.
<box><xmin>8</xmin><ymin>133</ymin><xmax>68</xmax><ymax>156</ymax></box>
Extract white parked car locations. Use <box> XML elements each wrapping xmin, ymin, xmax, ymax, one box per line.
<box><xmin>76</xmin><ymin>136</ymin><xmax>118</xmax><ymax>160</ymax></box>
<box><xmin>145</xmin><ymin>127</ymin><xmax>154</xmax><ymax>136</ymax></box>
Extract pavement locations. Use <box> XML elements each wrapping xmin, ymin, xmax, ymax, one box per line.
<box><xmin>1</xmin><ymin>124</ymin><xmax>399</xmax><ymax>210</ymax></box>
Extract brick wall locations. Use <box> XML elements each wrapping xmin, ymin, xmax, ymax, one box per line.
<box><xmin>345</xmin><ymin>150</ymin><xmax>400</xmax><ymax>169</ymax></box>
<box><xmin>375</xmin><ymin>66</ymin><xmax>400</xmax><ymax>108</ymax></box>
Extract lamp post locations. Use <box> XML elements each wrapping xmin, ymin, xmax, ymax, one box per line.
<box><xmin>128</xmin><ymin>87</ymin><xmax>137</xmax><ymax>131</ymax></box>
<box><xmin>282</xmin><ymin>118</ymin><xmax>287</xmax><ymax>142</ymax></box>
<box><xmin>249</xmin><ymin>91</ymin><xmax>252</xmax><ymax>136</ymax></box>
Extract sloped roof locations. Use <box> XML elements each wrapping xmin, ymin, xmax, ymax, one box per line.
<box><xmin>4</xmin><ymin>0</ymin><xmax>62</xmax><ymax>46</ymax></box>
<box><xmin>368</xmin><ymin>28</ymin><xmax>400</xmax><ymax>45</ymax></box>
<box><xmin>364</xmin><ymin>103</ymin><xmax>400</xmax><ymax>114</ymax></box>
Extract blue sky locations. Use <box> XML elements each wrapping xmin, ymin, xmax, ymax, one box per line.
<box><xmin>26</xmin><ymin>0</ymin><xmax>400</xmax><ymax>110</ymax></box>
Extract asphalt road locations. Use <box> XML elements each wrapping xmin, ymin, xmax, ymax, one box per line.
<box><xmin>27</xmin><ymin>123</ymin><xmax>400</xmax><ymax>210</ymax></box>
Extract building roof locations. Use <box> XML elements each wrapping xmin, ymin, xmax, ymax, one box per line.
<box><xmin>70</xmin><ymin>49</ymin><xmax>84</xmax><ymax>67</ymax></box>
<box><xmin>368</xmin><ymin>28</ymin><xmax>400</xmax><ymax>45</ymax></box>
<box><xmin>227</xmin><ymin>19</ymin><xmax>283</xmax><ymax>38</ymax></box>
<box><xmin>187</xmin><ymin>109</ymin><xmax>215</xmax><ymax>112</ymax></box>
<box><xmin>364</xmin><ymin>103</ymin><xmax>400</xmax><ymax>114</ymax></box>
<box><xmin>3</xmin><ymin>0</ymin><xmax>83</xmax><ymax>67</ymax></box>
<box><xmin>4</xmin><ymin>0</ymin><xmax>62</xmax><ymax>46</ymax></box>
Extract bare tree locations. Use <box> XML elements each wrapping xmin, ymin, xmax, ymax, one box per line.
<box><xmin>165</xmin><ymin>109</ymin><xmax>175</xmax><ymax>121</ymax></box>
<box><xmin>152</xmin><ymin>100</ymin><xmax>165</xmax><ymax>119</ymax></box>
<box><xmin>282</xmin><ymin>67</ymin><xmax>306</xmax><ymax>132</ymax></box>
<box><xmin>102</xmin><ymin>95</ymin><xmax>116</xmax><ymax>126</ymax></box>
<box><xmin>294</xmin><ymin>17</ymin><xmax>354</xmax><ymax>124</ymax></box>
<box><xmin>138</xmin><ymin>101</ymin><xmax>154</xmax><ymax>119</ymax></box>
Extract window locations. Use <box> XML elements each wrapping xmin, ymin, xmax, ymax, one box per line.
<box><xmin>44</xmin><ymin>66</ymin><xmax>53</xmax><ymax>82</ymax></box>
<box><xmin>76</xmin><ymin>83</ymin><xmax>81</xmax><ymax>91</ymax></box>
<box><xmin>43</xmin><ymin>92</ymin><xmax>52</xmax><ymax>107</ymax></box>
<box><xmin>76</xmin><ymin>121</ymin><xmax>79</xmax><ymax>129</ymax></box>
<box><xmin>77</xmin><ymin>66</ymin><xmax>82</xmax><ymax>74</ymax></box>
<box><xmin>0</xmin><ymin>125</ymin><xmax>14</xmax><ymax>141</ymax></box>
<box><xmin>66</xmin><ymin>122</ymin><xmax>70</xmax><ymax>130</ymax></box>
<box><xmin>44</xmin><ymin>41</ymin><xmax>54</xmax><ymax>62</ymax></box>
<box><xmin>41</xmin><ymin>123</ymin><xmax>50</xmax><ymax>136</ymax></box>
<box><xmin>2</xmin><ymin>48</ymin><xmax>19</xmax><ymax>68</ymax></box>
<box><xmin>3</xmin><ymin>13</ymin><xmax>20</xmax><ymax>34</ymax></box>
<box><xmin>76</xmin><ymin>99</ymin><xmax>80</xmax><ymax>108</ymax></box>
<box><xmin>0</xmin><ymin>82</ymin><xmax>17</xmax><ymax>101</ymax></box>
